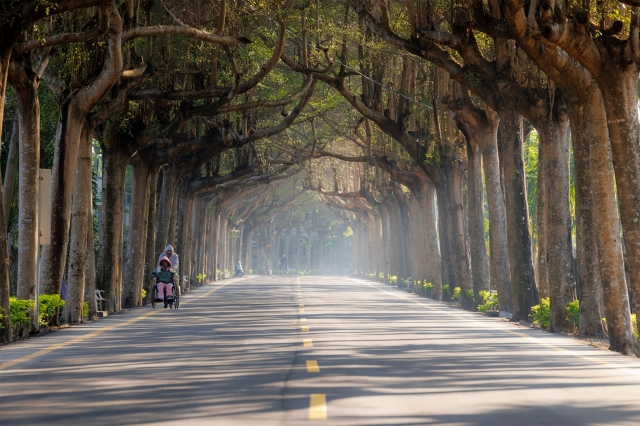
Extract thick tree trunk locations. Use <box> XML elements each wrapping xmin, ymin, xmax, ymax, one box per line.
<box><xmin>85</xmin><ymin>200</ymin><xmax>97</xmax><ymax>319</ymax></box>
<box><xmin>39</xmin><ymin>7</ymin><xmax>122</xmax><ymax>296</ymax></box>
<box><xmin>538</xmin><ymin>120</ymin><xmax>573</xmax><ymax>333</ymax></box>
<box><xmin>436</xmin><ymin>183</ymin><xmax>455</xmax><ymax>300</ymax></box>
<box><xmin>417</xmin><ymin>182</ymin><xmax>442</xmax><ymax>298</ymax></box>
<box><xmin>480</xmin><ymin>133</ymin><xmax>512</xmax><ymax>311</ymax></box>
<box><xmin>122</xmin><ymin>155</ymin><xmax>151</xmax><ymax>307</ymax></box>
<box><xmin>0</xmin><ymin>52</ymin><xmax>14</xmax><ymax>342</ymax></box>
<box><xmin>62</xmin><ymin>126</ymin><xmax>92</xmax><ymax>323</ymax></box>
<box><xmin>4</xmin><ymin>120</ymin><xmax>18</xmax><ymax>228</ymax></box>
<box><xmin>498</xmin><ymin>109</ymin><xmax>537</xmax><ymax>320</ymax></box>
<box><xmin>438</xmin><ymin>162</ymin><xmax>473</xmax><ymax>307</ymax></box>
<box><xmin>569</xmin><ymin>97</ymin><xmax>638</xmax><ymax>354</ymax></box>
<box><xmin>571</xmin><ymin>125</ymin><xmax>606</xmax><ymax>338</ymax></box>
<box><xmin>466</xmin><ymin>138</ymin><xmax>490</xmax><ymax>307</ymax></box>
<box><xmin>11</xmin><ymin>60</ymin><xmax>40</xmax><ymax>305</ymax></box>
<box><xmin>143</xmin><ymin>168</ymin><xmax>159</xmax><ymax>301</ymax></box>
<box><xmin>96</xmin><ymin>139</ymin><xmax>128</xmax><ymax>313</ymax></box>
<box><xmin>598</xmin><ymin>77</ymin><xmax>640</xmax><ymax>338</ymax></box>
<box><xmin>155</xmin><ymin>168</ymin><xmax>178</xmax><ymax>258</ymax></box>
<box><xmin>536</xmin><ymin>135</ymin><xmax>549</xmax><ymax>300</ymax></box>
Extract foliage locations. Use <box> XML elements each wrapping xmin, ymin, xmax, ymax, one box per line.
<box><xmin>442</xmin><ymin>284</ymin><xmax>450</xmax><ymax>300</ymax></box>
<box><xmin>566</xmin><ymin>300</ymin><xmax>580</xmax><ymax>331</ymax></box>
<box><xmin>389</xmin><ymin>275</ymin><xmax>398</xmax><ymax>284</ymax></box>
<box><xmin>477</xmin><ymin>291</ymin><xmax>499</xmax><ymax>313</ymax></box>
<box><xmin>423</xmin><ymin>282</ymin><xmax>434</xmax><ymax>293</ymax></box>
<box><xmin>465</xmin><ymin>289</ymin><xmax>474</xmax><ymax>302</ymax></box>
<box><xmin>633</xmin><ymin>314</ymin><xmax>639</xmax><ymax>341</ymax></box>
<box><xmin>141</xmin><ymin>288</ymin><xmax>147</xmax><ymax>300</ymax></box>
<box><xmin>197</xmin><ymin>273</ymin><xmax>206</xmax><ymax>284</ymax></box>
<box><xmin>452</xmin><ymin>287</ymin><xmax>461</xmax><ymax>301</ymax></box>
<box><xmin>39</xmin><ymin>294</ymin><xmax>65</xmax><ymax>326</ymax></box>
<box><xmin>10</xmin><ymin>297</ymin><xmax>33</xmax><ymax>339</ymax></box>
<box><xmin>0</xmin><ymin>307</ymin><xmax>4</xmax><ymax>329</ymax></box>
<box><xmin>82</xmin><ymin>302</ymin><xmax>89</xmax><ymax>318</ymax></box>
<box><xmin>530</xmin><ymin>298</ymin><xmax>551</xmax><ymax>330</ymax></box>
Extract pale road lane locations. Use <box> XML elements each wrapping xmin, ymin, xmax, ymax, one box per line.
<box><xmin>1</xmin><ymin>275</ymin><xmax>640</xmax><ymax>425</ymax></box>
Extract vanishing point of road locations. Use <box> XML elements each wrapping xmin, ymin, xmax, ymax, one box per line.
<box><xmin>2</xmin><ymin>275</ymin><xmax>640</xmax><ymax>425</ymax></box>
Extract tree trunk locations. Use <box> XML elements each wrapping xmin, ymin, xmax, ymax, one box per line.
<box><xmin>122</xmin><ymin>155</ymin><xmax>151</xmax><ymax>307</ymax></box>
<box><xmin>155</xmin><ymin>167</ymin><xmax>178</xmax><ymax>258</ymax></box>
<box><xmin>569</xmin><ymin>96</ymin><xmax>638</xmax><ymax>354</ymax></box>
<box><xmin>143</xmin><ymin>168</ymin><xmax>159</xmax><ymax>301</ymax></box>
<box><xmin>39</xmin><ymin>7</ymin><xmax>123</xmax><ymax>296</ymax></box>
<box><xmin>536</xmin><ymin>132</ymin><xmax>549</xmax><ymax>300</ymax></box>
<box><xmin>466</xmin><ymin>138</ymin><xmax>490</xmax><ymax>307</ymax></box>
<box><xmin>62</xmin><ymin>125</ymin><xmax>92</xmax><ymax>323</ymax></box>
<box><xmin>85</xmin><ymin>196</ymin><xmax>97</xmax><ymax>319</ymax></box>
<box><xmin>96</xmin><ymin>136</ymin><xmax>128</xmax><ymax>313</ymax></box>
<box><xmin>4</xmin><ymin>120</ymin><xmax>18</xmax><ymax>228</ymax></box>
<box><xmin>598</xmin><ymin>76</ymin><xmax>640</xmax><ymax>338</ymax></box>
<box><xmin>10</xmin><ymin>59</ymin><xmax>40</xmax><ymax>306</ymax></box>
<box><xmin>498</xmin><ymin>109</ymin><xmax>537</xmax><ymax>320</ymax></box>
<box><xmin>480</xmin><ymin>133</ymin><xmax>512</xmax><ymax>311</ymax></box>
<box><xmin>571</xmin><ymin>124</ymin><xmax>606</xmax><ymax>338</ymax></box>
<box><xmin>538</xmin><ymin>119</ymin><xmax>573</xmax><ymax>333</ymax></box>
<box><xmin>418</xmin><ymin>182</ymin><xmax>442</xmax><ymax>298</ymax></box>
<box><xmin>0</xmin><ymin>51</ymin><xmax>14</xmax><ymax>342</ymax></box>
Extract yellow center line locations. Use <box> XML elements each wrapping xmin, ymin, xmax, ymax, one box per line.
<box><xmin>301</xmin><ymin>326</ymin><xmax>309</xmax><ymax>332</ymax></box>
<box><xmin>299</xmin><ymin>309</ymin><xmax>305</xmax><ymax>314</ymax></box>
<box><xmin>299</xmin><ymin>303</ymin><xmax>304</xmax><ymax>308</ymax></box>
<box><xmin>303</xmin><ymin>339</ymin><xmax>313</xmax><ymax>347</ymax></box>
<box><xmin>0</xmin><ymin>282</ymin><xmax>233</xmax><ymax>372</ymax></box>
<box><xmin>306</xmin><ymin>360</ymin><xmax>320</xmax><ymax>373</ymax></box>
<box><xmin>300</xmin><ymin>318</ymin><xmax>307</xmax><ymax>322</ymax></box>
<box><xmin>309</xmin><ymin>394</ymin><xmax>327</xmax><ymax>420</ymax></box>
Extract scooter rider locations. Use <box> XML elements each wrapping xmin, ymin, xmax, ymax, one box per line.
<box><xmin>235</xmin><ymin>261</ymin><xmax>244</xmax><ymax>277</ymax></box>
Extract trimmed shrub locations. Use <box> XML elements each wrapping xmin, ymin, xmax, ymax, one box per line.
<box><xmin>566</xmin><ymin>300</ymin><xmax>580</xmax><ymax>331</ymax></box>
<box><xmin>477</xmin><ymin>290</ymin><xmax>498</xmax><ymax>312</ymax></box>
<box><xmin>452</xmin><ymin>286</ymin><xmax>461</xmax><ymax>301</ymax></box>
<box><xmin>530</xmin><ymin>298</ymin><xmax>551</xmax><ymax>329</ymax></box>
<box><xmin>39</xmin><ymin>294</ymin><xmax>65</xmax><ymax>326</ymax></box>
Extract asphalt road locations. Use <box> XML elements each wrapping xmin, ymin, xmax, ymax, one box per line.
<box><xmin>2</xmin><ymin>275</ymin><xmax>640</xmax><ymax>425</ymax></box>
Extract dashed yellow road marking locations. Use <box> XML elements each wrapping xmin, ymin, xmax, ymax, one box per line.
<box><xmin>0</xmin><ymin>282</ymin><xmax>234</xmax><ymax>372</ymax></box>
<box><xmin>300</xmin><ymin>318</ymin><xmax>307</xmax><ymax>322</ymax></box>
<box><xmin>299</xmin><ymin>303</ymin><xmax>304</xmax><ymax>308</ymax></box>
<box><xmin>301</xmin><ymin>326</ymin><xmax>309</xmax><ymax>332</ymax></box>
<box><xmin>299</xmin><ymin>309</ymin><xmax>305</xmax><ymax>314</ymax></box>
<box><xmin>303</xmin><ymin>339</ymin><xmax>313</xmax><ymax>347</ymax></box>
<box><xmin>309</xmin><ymin>394</ymin><xmax>327</xmax><ymax>420</ymax></box>
<box><xmin>306</xmin><ymin>360</ymin><xmax>320</xmax><ymax>373</ymax></box>
<box><xmin>297</xmin><ymin>277</ymin><xmax>301</xmax><ymax>284</ymax></box>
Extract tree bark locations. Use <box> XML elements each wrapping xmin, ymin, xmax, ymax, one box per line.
<box><xmin>538</xmin><ymin>117</ymin><xmax>573</xmax><ymax>333</ymax></box>
<box><xmin>466</xmin><ymin>138</ymin><xmax>490</xmax><ymax>306</ymax></box>
<box><xmin>498</xmin><ymin>109</ymin><xmax>537</xmax><ymax>320</ymax></box>
<box><xmin>10</xmin><ymin>58</ymin><xmax>40</xmax><ymax>306</ymax></box>
<box><xmin>143</xmin><ymin>168</ymin><xmax>159</xmax><ymax>301</ymax></box>
<box><xmin>63</xmin><ymin>125</ymin><xmax>92</xmax><ymax>323</ymax></box>
<box><xmin>571</xmin><ymin>125</ymin><xmax>606</xmax><ymax>338</ymax></box>
<box><xmin>3</xmin><ymin>120</ymin><xmax>18</xmax><ymax>228</ymax></box>
<box><xmin>96</xmin><ymin>130</ymin><xmax>128</xmax><ymax>313</ymax></box>
<box><xmin>122</xmin><ymin>154</ymin><xmax>151</xmax><ymax>307</ymax></box>
<box><xmin>0</xmin><ymin>51</ymin><xmax>14</xmax><ymax>343</ymax></box>
<box><xmin>39</xmin><ymin>4</ymin><xmax>123</xmax><ymax>296</ymax></box>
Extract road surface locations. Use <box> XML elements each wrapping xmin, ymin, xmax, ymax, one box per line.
<box><xmin>2</xmin><ymin>275</ymin><xmax>640</xmax><ymax>425</ymax></box>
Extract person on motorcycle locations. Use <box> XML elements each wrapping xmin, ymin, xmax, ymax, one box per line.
<box><xmin>157</xmin><ymin>244</ymin><xmax>179</xmax><ymax>273</ymax></box>
<box><xmin>150</xmin><ymin>256</ymin><xmax>178</xmax><ymax>308</ymax></box>
<box><xmin>235</xmin><ymin>261</ymin><xmax>243</xmax><ymax>277</ymax></box>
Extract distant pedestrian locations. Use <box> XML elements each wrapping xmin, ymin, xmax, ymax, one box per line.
<box><xmin>158</xmin><ymin>244</ymin><xmax>179</xmax><ymax>273</ymax></box>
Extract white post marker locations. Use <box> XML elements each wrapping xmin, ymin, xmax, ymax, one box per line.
<box><xmin>34</xmin><ymin>169</ymin><xmax>52</xmax><ymax>330</ymax></box>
